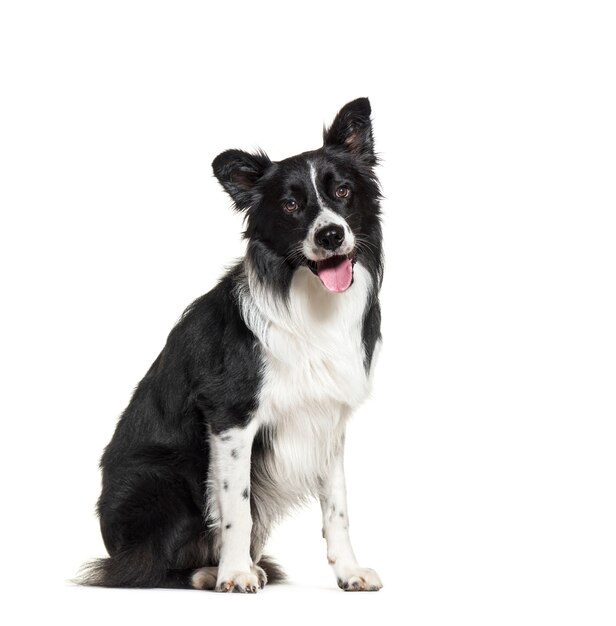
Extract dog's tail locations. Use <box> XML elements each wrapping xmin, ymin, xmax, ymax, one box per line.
<box><xmin>75</xmin><ymin>547</ymin><xmax>171</xmax><ymax>588</ymax></box>
<box><xmin>256</xmin><ymin>554</ymin><xmax>286</xmax><ymax>584</ymax></box>
<box><xmin>75</xmin><ymin>553</ymin><xmax>285</xmax><ymax>589</ymax></box>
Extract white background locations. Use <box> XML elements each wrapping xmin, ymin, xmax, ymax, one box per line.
<box><xmin>1</xmin><ymin>1</ymin><xmax>615</xmax><ymax>624</ymax></box>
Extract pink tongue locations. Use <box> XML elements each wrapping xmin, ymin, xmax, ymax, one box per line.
<box><xmin>317</xmin><ymin>257</ymin><xmax>353</xmax><ymax>293</ymax></box>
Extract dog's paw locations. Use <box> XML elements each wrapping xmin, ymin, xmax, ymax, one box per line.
<box><xmin>336</xmin><ymin>567</ymin><xmax>383</xmax><ymax>592</ymax></box>
<box><xmin>216</xmin><ymin>564</ymin><xmax>265</xmax><ymax>593</ymax></box>
<box><xmin>252</xmin><ymin>563</ymin><xmax>267</xmax><ymax>589</ymax></box>
<box><xmin>191</xmin><ymin>566</ymin><xmax>218</xmax><ymax>590</ymax></box>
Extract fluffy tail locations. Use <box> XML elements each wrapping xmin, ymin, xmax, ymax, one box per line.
<box><xmin>76</xmin><ymin>553</ymin><xmax>285</xmax><ymax>589</ymax></box>
<box><xmin>257</xmin><ymin>554</ymin><xmax>286</xmax><ymax>585</ymax></box>
<box><xmin>76</xmin><ymin>550</ymin><xmax>173</xmax><ymax>588</ymax></box>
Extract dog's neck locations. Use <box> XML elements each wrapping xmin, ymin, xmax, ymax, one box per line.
<box><xmin>237</xmin><ymin>244</ymin><xmax>372</xmax><ymax>355</ymax></box>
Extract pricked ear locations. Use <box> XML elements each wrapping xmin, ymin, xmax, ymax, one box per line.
<box><xmin>212</xmin><ymin>149</ymin><xmax>272</xmax><ymax>211</ymax></box>
<box><xmin>323</xmin><ymin>97</ymin><xmax>375</xmax><ymax>165</ymax></box>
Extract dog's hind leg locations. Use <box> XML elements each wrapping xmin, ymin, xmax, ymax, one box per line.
<box><xmin>83</xmin><ymin>465</ymin><xmax>210</xmax><ymax>589</ymax></box>
<box><xmin>190</xmin><ymin>566</ymin><xmax>218</xmax><ymax>590</ymax></box>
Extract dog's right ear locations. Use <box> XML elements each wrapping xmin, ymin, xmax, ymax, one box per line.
<box><xmin>212</xmin><ymin>149</ymin><xmax>272</xmax><ymax>211</ymax></box>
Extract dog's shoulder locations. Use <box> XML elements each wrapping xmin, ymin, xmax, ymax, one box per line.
<box><xmin>166</xmin><ymin>263</ymin><xmax>252</xmax><ymax>354</ymax></box>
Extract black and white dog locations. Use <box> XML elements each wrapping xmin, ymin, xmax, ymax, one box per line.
<box><xmin>80</xmin><ymin>98</ymin><xmax>384</xmax><ymax>593</ymax></box>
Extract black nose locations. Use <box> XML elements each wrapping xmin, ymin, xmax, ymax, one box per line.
<box><xmin>315</xmin><ymin>224</ymin><xmax>345</xmax><ymax>251</ymax></box>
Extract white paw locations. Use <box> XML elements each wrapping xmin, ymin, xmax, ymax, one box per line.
<box><xmin>216</xmin><ymin>564</ymin><xmax>266</xmax><ymax>593</ymax></box>
<box><xmin>191</xmin><ymin>566</ymin><xmax>218</xmax><ymax>590</ymax></box>
<box><xmin>252</xmin><ymin>563</ymin><xmax>268</xmax><ymax>588</ymax></box>
<box><xmin>336</xmin><ymin>567</ymin><xmax>383</xmax><ymax>592</ymax></box>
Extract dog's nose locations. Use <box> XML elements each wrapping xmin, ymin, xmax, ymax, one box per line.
<box><xmin>315</xmin><ymin>224</ymin><xmax>345</xmax><ymax>251</ymax></box>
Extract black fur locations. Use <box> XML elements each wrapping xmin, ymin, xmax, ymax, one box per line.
<box><xmin>78</xmin><ymin>98</ymin><xmax>383</xmax><ymax>590</ymax></box>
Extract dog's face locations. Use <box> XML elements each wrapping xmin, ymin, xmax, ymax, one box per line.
<box><xmin>213</xmin><ymin>98</ymin><xmax>381</xmax><ymax>293</ymax></box>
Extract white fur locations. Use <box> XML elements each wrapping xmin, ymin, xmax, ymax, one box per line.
<box><xmin>217</xmin><ymin>258</ymin><xmax>380</xmax><ymax>590</ymax></box>
<box><xmin>239</xmin><ymin>260</ymin><xmax>373</xmax><ymax>507</ymax></box>
<box><xmin>320</xmin><ymin>451</ymin><xmax>382</xmax><ymax>590</ymax></box>
<box><xmin>309</xmin><ymin>161</ymin><xmax>329</xmax><ymax>212</ymax></box>
<box><xmin>191</xmin><ymin>566</ymin><xmax>217</xmax><ymax>590</ymax></box>
<box><xmin>207</xmin><ymin>423</ymin><xmax>259</xmax><ymax>590</ymax></box>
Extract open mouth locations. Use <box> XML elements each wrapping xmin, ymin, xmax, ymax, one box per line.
<box><xmin>307</xmin><ymin>254</ymin><xmax>356</xmax><ymax>293</ymax></box>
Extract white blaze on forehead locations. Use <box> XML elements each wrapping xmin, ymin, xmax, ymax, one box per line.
<box><xmin>304</xmin><ymin>162</ymin><xmax>355</xmax><ymax>261</ymax></box>
<box><xmin>309</xmin><ymin>163</ymin><xmax>327</xmax><ymax>210</ymax></box>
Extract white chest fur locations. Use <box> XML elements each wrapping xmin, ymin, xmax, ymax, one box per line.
<box><xmin>240</xmin><ymin>262</ymin><xmax>374</xmax><ymax>496</ymax></box>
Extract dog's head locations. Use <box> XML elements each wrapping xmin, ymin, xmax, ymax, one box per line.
<box><xmin>213</xmin><ymin>98</ymin><xmax>382</xmax><ymax>294</ymax></box>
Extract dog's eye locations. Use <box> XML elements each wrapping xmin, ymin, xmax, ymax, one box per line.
<box><xmin>283</xmin><ymin>200</ymin><xmax>298</xmax><ymax>214</ymax></box>
<box><xmin>335</xmin><ymin>185</ymin><xmax>350</xmax><ymax>199</ymax></box>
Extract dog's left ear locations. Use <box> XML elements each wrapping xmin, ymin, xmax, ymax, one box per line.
<box><xmin>212</xmin><ymin>149</ymin><xmax>272</xmax><ymax>211</ymax></box>
<box><xmin>323</xmin><ymin>97</ymin><xmax>376</xmax><ymax>165</ymax></box>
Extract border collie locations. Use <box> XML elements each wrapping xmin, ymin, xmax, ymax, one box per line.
<box><xmin>79</xmin><ymin>98</ymin><xmax>384</xmax><ymax>593</ymax></box>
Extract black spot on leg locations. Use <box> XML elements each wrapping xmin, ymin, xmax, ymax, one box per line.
<box><xmin>339</xmin><ymin>512</ymin><xmax>344</xmax><ymax>518</ymax></box>
<box><xmin>231</xmin><ymin>448</ymin><xmax>238</xmax><ymax>458</ymax></box>
<box><xmin>225</xmin><ymin>523</ymin><xmax>232</xmax><ymax>530</ymax></box>
<box><xmin>331</xmin><ymin>504</ymin><xmax>336</xmax><ymax>513</ymax></box>
<box><xmin>242</xmin><ymin>487</ymin><xmax>249</xmax><ymax>500</ymax></box>
<box><xmin>223</xmin><ymin>480</ymin><xmax>228</xmax><ymax>491</ymax></box>
<box><xmin>220</xmin><ymin>435</ymin><xmax>232</xmax><ymax>442</ymax></box>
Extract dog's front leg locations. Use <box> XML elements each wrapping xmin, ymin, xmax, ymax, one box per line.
<box><xmin>320</xmin><ymin>442</ymin><xmax>383</xmax><ymax>592</ymax></box>
<box><xmin>208</xmin><ymin>422</ymin><xmax>265</xmax><ymax>593</ymax></box>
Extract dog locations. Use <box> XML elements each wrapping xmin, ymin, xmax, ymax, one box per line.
<box><xmin>79</xmin><ymin>98</ymin><xmax>384</xmax><ymax>593</ymax></box>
